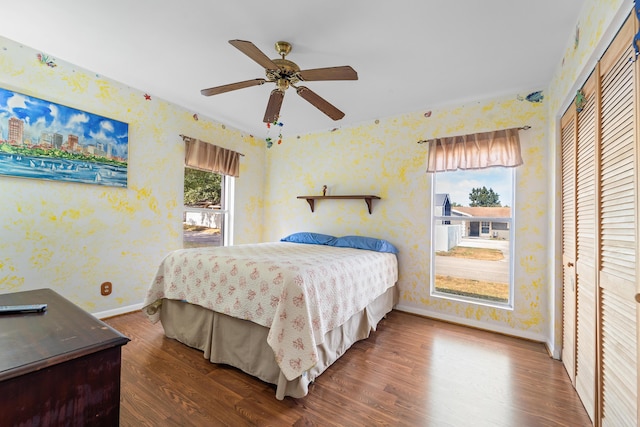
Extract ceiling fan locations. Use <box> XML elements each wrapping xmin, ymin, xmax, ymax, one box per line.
<box><xmin>200</xmin><ymin>40</ymin><xmax>358</xmax><ymax>123</ymax></box>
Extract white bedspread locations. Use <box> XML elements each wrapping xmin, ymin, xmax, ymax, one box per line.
<box><xmin>142</xmin><ymin>242</ymin><xmax>398</xmax><ymax>381</ymax></box>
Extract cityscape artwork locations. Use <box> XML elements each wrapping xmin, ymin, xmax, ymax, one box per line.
<box><xmin>0</xmin><ymin>87</ymin><xmax>129</xmax><ymax>187</ymax></box>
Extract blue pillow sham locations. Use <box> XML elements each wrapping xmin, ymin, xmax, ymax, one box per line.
<box><xmin>281</xmin><ymin>232</ymin><xmax>399</xmax><ymax>254</ymax></box>
<box><xmin>332</xmin><ymin>235</ymin><xmax>399</xmax><ymax>254</ymax></box>
<box><xmin>280</xmin><ymin>232</ymin><xmax>336</xmax><ymax>245</ymax></box>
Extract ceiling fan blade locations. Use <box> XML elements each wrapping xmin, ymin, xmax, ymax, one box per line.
<box><xmin>296</xmin><ymin>86</ymin><xmax>345</xmax><ymax>120</ymax></box>
<box><xmin>229</xmin><ymin>39</ymin><xmax>279</xmax><ymax>70</ymax></box>
<box><xmin>263</xmin><ymin>89</ymin><xmax>285</xmax><ymax>123</ymax></box>
<box><xmin>298</xmin><ymin>66</ymin><xmax>358</xmax><ymax>81</ymax></box>
<box><xmin>201</xmin><ymin>78</ymin><xmax>267</xmax><ymax>96</ymax></box>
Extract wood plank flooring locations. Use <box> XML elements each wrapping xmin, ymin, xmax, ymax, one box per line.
<box><xmin>105</xmin><ymin>310</ymin><xmax>591</xmax><ymax>426</ymax></box>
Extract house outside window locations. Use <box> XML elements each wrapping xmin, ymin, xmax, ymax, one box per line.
<box><xmin>431</xmin><ymin>168</ymin><xmax>515</xmax><ymax>307</ymax></box>
<box><xmin>434</xmin><ymin>193</ymin><xmax>451</xmax><ymax>225</ymax></box>
<box><xmin>183</xmin><ymin>167</ymin><xmax>233</xmax><ymax>248</ymax></box>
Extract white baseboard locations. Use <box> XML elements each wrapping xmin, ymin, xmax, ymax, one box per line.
<box><xmin>394</xmin><ymin>303</ymin><xmax>548</xmax><ymax>344</ymax></box>
<box><xmin>92</xmin><ymin>302</ymin><xmax>143</xmax><ymax>320</ymax></box>
<box><xmin>93</xmin><ymin>302</ymin><xmax>557</xmax><ymax>356</ymax></box>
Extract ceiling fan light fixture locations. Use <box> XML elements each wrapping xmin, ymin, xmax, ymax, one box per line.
<box><xmin>202</xmin><ymin>39</ymin><xmax>357</xmax><ymax>122</ymax></box>
<box><xmin>276</xmin><ymin>78</ymin><xmax>289</xmax><ymax>92</ymax></box>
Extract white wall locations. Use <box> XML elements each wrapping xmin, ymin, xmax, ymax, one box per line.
<box><xmin>544</xmin><ymin>0</ymin><xmax>631</xmax><ymax>357</ymax></box>
<box><xmin>0</xmin><ymin>0</ymin><xmax>630</xmax><ymax>342</ymax></box>
<box><xmin>263</xmin><ymin>92</ymin><xmax>550</xmax><ymax>342</ymax></box>
<box><xmin>0</xmin><ymin>37</ymin><xmax>266</xmax><ymax>314</ymax></box>
<box><xmin>262</xmin><ymin>0</ymin><xmax>634</xmax><ymax>346</ymax></box>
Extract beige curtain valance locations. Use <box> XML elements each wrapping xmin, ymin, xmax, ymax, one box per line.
<box><xmin>425</xmin><ymin>127</ymin><xmax>523</xmax><ymax>173</ymax></box>
<box><xmin>182</xmin><ymin>135</ymin><xmax>241</xmax><ymax>178</ymax></box>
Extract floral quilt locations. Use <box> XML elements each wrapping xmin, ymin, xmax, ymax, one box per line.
<box><xmin>142</xmin><ymin>242</ymin><xmax>398</xmax><ymax>380</ymax></box>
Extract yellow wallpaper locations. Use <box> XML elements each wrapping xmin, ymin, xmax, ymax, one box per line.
<box><xmin>0</xmin><ymin>0</ymin><xmax>628</xmax><ymax>342</ymax></box>
<box><xmin>548</xmin><ymin>0</ymin><xmax>627</xmax><ymax>114</ymax></box>
<box><xmin>545</xmin><ymin>0</ymin><xmax>629</xmax><ymax>353</ymax></box>
<box><xmin>264</xmin><ymin>94</ymin><xmax>549</xmax><ymax>339</ymax></box>
<box><xmin>0</xmin><ymin>37</ymin><xmax>266</xmax><ymax>313</ymax></box>
<box><xmin>262</xmin><ymin>0</ymin><xmax>631</xmax><ymax>345</ymax></box>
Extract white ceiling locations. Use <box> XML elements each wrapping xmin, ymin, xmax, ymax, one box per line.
<box><xmin>0</xmin><ymin>0</ymin><xmax>585</xmax><ymax>137</ymax></box>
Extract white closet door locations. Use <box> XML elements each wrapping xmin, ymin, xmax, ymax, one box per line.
<box><xmin>561</xmin><ymin>13</ymin><xmax>639</xmax><ymax>427</ymax></box>
<box><xmin>598</xmin><ymin>17</ymin><xmax>637</xmax><ymax>427</ymax></box>
<box><xmin>575</xmin><ymin>73</ymin><xmax>598</xmax><ymax>423</ymax></box>
<box><xmin>561</xmin><ymin>107</ymin><xmax>577</xmax><ymax>385</ymax></box>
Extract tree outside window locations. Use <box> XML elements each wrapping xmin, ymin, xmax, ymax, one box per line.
<box><xmin>183</xmin><ymin>167</ymin><xmax>225</xmax><ymax>248</ymax></box>
<box><xmin>432</xmin><ymin>168</ymin><xmax>514</xmax><ymax>306</ymax></box>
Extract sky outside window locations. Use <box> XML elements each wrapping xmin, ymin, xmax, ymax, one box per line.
<box><xmin>435</xmin><ymin>168</ymin><xmax>513</xmax><ymax>207</ymax></box>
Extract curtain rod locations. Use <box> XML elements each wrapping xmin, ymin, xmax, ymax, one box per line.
<box><xmin>179</xmin><ymin>134</ymin><xmax>245</xmax><ymax>156</ymax></box>
<box><xmin>416</xmin><ymin>125</ymin><xmax>530</xmax><ymax>144</ymax></box>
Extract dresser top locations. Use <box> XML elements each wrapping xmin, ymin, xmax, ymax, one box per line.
<box><xmin>0</xmin><ymin>288</ymin><xmax>129</xmax><ymax>381</ymax></box>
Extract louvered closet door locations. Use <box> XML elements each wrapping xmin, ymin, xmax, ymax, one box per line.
<box><xmin>597</xmin><ymin>16</ymin><xmax>637</xmax><ymax>426</ymax></box>
<box><xmin>575</xmin><ymin>74</ymin><xmax>598</xmax><ymax>423</ymax></box>
<box><xmin>561</xmin><ymin>106</ymin><xmax>577</xmax><ymax>385</ymax></box>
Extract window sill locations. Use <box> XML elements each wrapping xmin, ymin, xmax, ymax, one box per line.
<box><xmin>430</xmin><ymin>289</ymin><xmax>514</xmax><ymax>311</ymax></box>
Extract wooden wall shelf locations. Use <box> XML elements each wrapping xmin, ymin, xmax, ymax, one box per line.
<box><xmin>297</xmin><ymin>195</ymin><xmax>381</xmax><ymax>214</ymax></box>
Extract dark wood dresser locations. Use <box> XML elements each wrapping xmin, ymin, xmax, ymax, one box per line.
<box><xmin>0</xmin><ymin>288</ymin><xmax>129</xmax><ymax>426</ymax></box>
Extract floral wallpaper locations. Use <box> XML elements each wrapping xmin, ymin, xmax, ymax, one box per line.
<box><xmin>0</xmin><ymin>37</ymin><xmax>266</xmax><ymax>314</ymax></box>
<box><xmin>0</xmin><ymin>0</ymin><xmax>631</xmax><ymax>353</ymax></box>
<box><xmin>264</xmin><ymin>0</ymin><xmax>632</xmax><ymax>350</ymax></box>
<box><xmin>545</xmin><ymin>0</ymin><xmax>629</xmax><ymax>354</ymax></box>
<box><xmin>264</xmin><ymin>92</ymin><xmax>549</xmax><ymax>341</ymax></box>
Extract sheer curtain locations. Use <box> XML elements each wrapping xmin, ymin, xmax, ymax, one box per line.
<box><xmin>425</xmin><ymin>127</ymin><xmax>523</xmax><ymax>172</ymax></box>
<box><xmin>182</xmin><ymin>135</ymin><xmax>241</xmax><ymax>177</ymax></box>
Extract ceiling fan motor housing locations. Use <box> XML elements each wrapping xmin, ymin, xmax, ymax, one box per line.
<box><xmin>267</xmin><ymin>58</ymin><xmax>301</xmax><ymax>87</ymax></box>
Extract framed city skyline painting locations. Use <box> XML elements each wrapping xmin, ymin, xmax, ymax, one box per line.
<box><xmin>0</xmin><ymin>87</ymin><xmax>128</xmax><ymax>187</ymax></box>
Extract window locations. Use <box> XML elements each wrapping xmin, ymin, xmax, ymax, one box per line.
<box><xmin>481</xmin><ymin>221</ymin><xmax>490</xmax><ymax>234</ymax></box>
<box><xmin>431</xmin><ymin>168</ymin><xmax>514</xmax><ymax>307</ymax></box>
<box><xmin>183</xmin><ymin>167</ymin><xmax>233</xmax><ymax>248</ymax></box>
<box><xmin>181</xmin><ymin>135</ymin><xmax>240</xmax><ymax>248</ymax></box>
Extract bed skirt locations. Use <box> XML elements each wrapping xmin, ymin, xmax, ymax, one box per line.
<box><xmin>159</xmin><ymin>286</ymin><xmax>397</xmax><ymax>399</ymax></box>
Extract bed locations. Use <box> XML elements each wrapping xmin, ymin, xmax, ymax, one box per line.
<box><xmin>142</xmin><ymin>233</ymin><xmax>399</xmax><ymax>399</ymax></box>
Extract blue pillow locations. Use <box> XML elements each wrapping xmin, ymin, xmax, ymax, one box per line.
<box><xmin>280</xmin><ymin>232</ymin><xmax>336</xmax><ymax>245</ymax></box>
<box><xmin>332</xmin><ymin>235</ymin><xmax>399</xmax><ymax>254</ymax></box>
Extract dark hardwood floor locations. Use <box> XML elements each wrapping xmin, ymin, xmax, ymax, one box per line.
<box><xmin>105</xmin><ymin>310</ymin><xmax>590</xmax><ymax>426</ymax></box>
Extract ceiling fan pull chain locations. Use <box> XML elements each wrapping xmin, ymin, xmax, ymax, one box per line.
<box><xmin>265</xmin><ymin>120</ymin><xmax>284</xmax><ymax>148</ymax></box>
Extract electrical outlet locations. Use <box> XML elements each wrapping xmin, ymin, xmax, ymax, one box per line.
<box><xmin>100</xmin><ymin>281</ymin><xmax>112</xmax><ymax>296</ymax></box>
